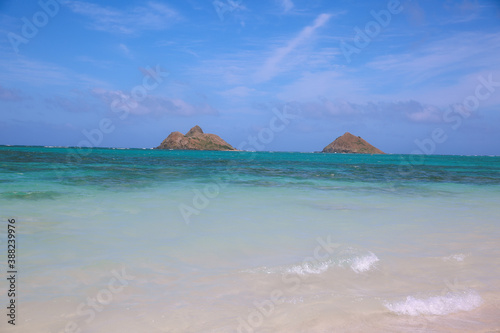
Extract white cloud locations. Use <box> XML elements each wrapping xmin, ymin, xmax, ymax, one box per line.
<box><xmin>64</xmin><ymin>1</ymin><xmax>181</xmax><ymax>34</ymax></box>
<box><xmin>405</xmin><ymin>104</ymin><xmax>442</xmax><ymax>123</ymax></box>
<box><xmin>91</xmin><ymin>89</ymin><xmax>218</xmax><ymax>117</ymax></box>
<box><xmin>254</xmin><ymin>13</ymin><xmax>332</xmax><ymax>82</ymax></box>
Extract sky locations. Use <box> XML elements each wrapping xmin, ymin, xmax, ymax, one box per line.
<box><xmin>1</xmin><ymin>0</ymin><xmax>500</xmax><ymax>154</ymax></box>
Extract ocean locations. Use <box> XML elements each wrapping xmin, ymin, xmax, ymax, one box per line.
<box><xmin>1</xmin><ymin>146</ymin><xmax>499</xmax><ymax>332</ymax></box>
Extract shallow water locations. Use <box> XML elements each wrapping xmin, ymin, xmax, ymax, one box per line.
<box><xmin>0</xmin><ymin>146</ymin><xmax>499</xmax><ymax>332</ymax></box>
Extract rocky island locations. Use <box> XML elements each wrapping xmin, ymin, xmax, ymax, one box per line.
<box><xmin>156</xmin><ymin>125</ymin><xmax>237</xmax><ymax>151</ymax></box>
<box><xmin>322</xmin><ymin>132</ymin><xmax>385</xmax><ymax>154</ymax></box>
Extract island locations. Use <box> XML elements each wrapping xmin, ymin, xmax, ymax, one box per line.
<box><xmin>155</xmin><ymin>125</ymin><xmax>237</xmax><ymax>151</ymax></box>
<box><xmin>322</xmin><ymin>132</ymin><xmax>385</xmax><ymax>154</ymax></box>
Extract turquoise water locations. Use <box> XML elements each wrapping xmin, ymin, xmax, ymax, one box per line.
<box><xmin>1</xmin><ymin>146</ymin><xmax>500</xmax><ymax>332</ymax></box>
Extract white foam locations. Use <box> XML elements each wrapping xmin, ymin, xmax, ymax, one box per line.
<box><xmin>443</xmin><ymin>254</ymin><xmax>466</xmax><ymax>262</ymax></box>
<box><xmin>285</xmin><ymin>260</ymin><xmax>332</xmax><ymax>275</ymax></box>
<box><xmin>350</xmin><ymin>252</ymin><xmax>379</xmax><ymax>273</ymax></box>
<box><xmin>243</xmin><ymin>249</ymin><xmax>380</xmax><ymax>276</ymax></box>
<box><xmin>285</xmin><ymin>296</ymin><xmax>304</xmax><ymax>304</ymax></box>
<box><xmin>283</xmin><ymin>251</ymin><xmax>380</xmax><ymax>276</ymax></box>
<box><xmin>384</xmin><ymin>290</ymin><xmax>483</xmax><ymax>316</ymax></box>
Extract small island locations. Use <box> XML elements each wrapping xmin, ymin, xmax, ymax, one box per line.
<box><xmin>155</xmin><ymin>125</ymin><xmax>237</xmax><ymax>151</ymax></box>
<box><xmin>322</xmin><ymin>132</ymin><xmax>385</xmax><ymax>154</ymax></box>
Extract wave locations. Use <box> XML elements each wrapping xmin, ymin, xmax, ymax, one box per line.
<box><xmin>442</xmin><ymin>253</ymin><xmax>467</xmax><ymax>262</ymax></box>
<box><xmin>348</xmin><ymin>252</ymin><xmax>380</xmax><ymax>273</ymax></box>
<box><xmin>384</xmin><ymin>290</ymin><xmax>483</xmax><ymax>316</ymax></box>
<box><xmin>284</xmin><ymin>260</ymin><xmax>333</xmax><ymax>275</ymax></box>
<box><xmin>245</xmin><ymin>250</ymin><xmax>380</xmax><ymax>276</ymax></box>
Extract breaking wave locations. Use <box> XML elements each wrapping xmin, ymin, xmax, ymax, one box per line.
<box><xmin>384</xmin><ymin>290</ymin><xmax>483</xmax><ymax>316</ymax></box>
<box><xmin>245</xmin><ymin>250</ymin><xmax>380</xmax><ymax>276</ymax></box>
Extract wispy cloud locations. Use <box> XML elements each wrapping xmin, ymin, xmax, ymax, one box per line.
<box><xmin>75</xmin><ymin>55</ymin><xmax>113</xmax><ymax>68</ymax></box>
<box><xmin>364</xmin><ymin>31</ymin><xmax>500</xmax><ymax>104</ymax></box>
<box><xmin>405</xmin><ymin>104</ymin><xmax>443</xmax><ymax>122</ymax></box>
<box><xmin>91</xmin><ymin>89</ymin><xmax>218</xmax><ymax>117</ymax></box>
<box><xmin>296</xmin><ymin>97</ymin><xmax>447</xmax><ymax>124</ymax></box>
<box><xmin>0</xmin><ymin>56</ymin><xmax>109</xmax><ymax>88</ymax></box>
<box><xmin>64</xmin><ymin>1</ymin><xmax>181</xmax><ymax>34</ymax></box>
<box><xmin>118</xmin><ymin>43</ymin><xmax>133</xmax><ymax>59</ymax></box>
<box><xmin>278</xmin><ymin>0</ymin><xmax>294</xmax><ymax>13</ymax></box>
<box><xmin>367</xmin><ymin>32</ymin><xmax>500</xmax><ymax>76</ymax></box>
<box><xmin>277</xmin><ymin>70</ymin><xmax>363</xmax><ymax>102</ymax></box>
<box><xmin>219</xmin><ymin>86</ymin><xmax>256</xmax><ymax>98</ymax></box>
<box><xmin>254</xmin><ymin>13</ymin><xmax>332</xmax><ymax>82</ymax></box>
<box><xmin>45</xmin><ymin>91</ymin><xmax>101</xmax><ymax>113</ymax></box>
<box><xmin>441</xmin><ymin>0</ymin><xmax>484</xmax><ymax>24</ymax></box>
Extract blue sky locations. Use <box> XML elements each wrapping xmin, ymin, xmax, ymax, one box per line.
<box><xmin>1</xmin><ymin>0</ymin><xmax>499</xmax><ymax>154</ymax></box>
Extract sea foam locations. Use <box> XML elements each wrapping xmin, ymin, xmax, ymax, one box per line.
<box><xmin>247</xmin><ymin>250</ymin><xmax>380</xmax><ymax>276</ymax></box>
<box><xmin>443</xmin><ymin>253</ymin><xmax>467</xmax><ymax>262</ymax></box>
<box><xmin>349</xmin><ymin>252</ymin><xmax>380</xmax><ymax>273</ymax></box>
<box><xmin>384</xmin><ymin>290</ymin><xmax>483</xmax><ymax>316</ymax></box>
<box><xmin>284</xmin><ymin>260</ymin><xmax>333</xmax><ymax>275</ymax></box>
